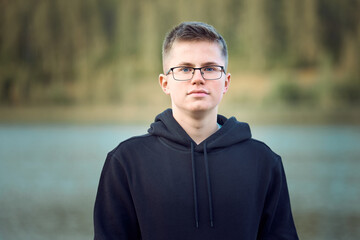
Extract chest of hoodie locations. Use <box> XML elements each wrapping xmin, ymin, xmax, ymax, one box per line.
<box><xmin>118</xmin><ymin>137</ymin><xmax>269</xmax><ymax>225</ymax></box>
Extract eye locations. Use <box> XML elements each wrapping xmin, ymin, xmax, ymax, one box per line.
<box><xmin>203</xmin><ymin>66</ymin><xmax>216</xmax><ymax>72</ymax></box>
<box><xmin>179</xmin><ymin>67</ymin><xmax>193</xmax><ymax>73</ymax></box>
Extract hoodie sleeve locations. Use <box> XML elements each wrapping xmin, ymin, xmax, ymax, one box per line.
<box><xmin>93</xmin><ymin>151</ymin><xmax>141</xmax><ymax>240</ymax></box>
<box><xmin>258</xmin><ymin>156</ymin><xmax>299</xmax><ymax>240</ymax></box>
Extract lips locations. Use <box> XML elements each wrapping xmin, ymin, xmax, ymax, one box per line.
<box><xmin>187</xmin><ymin>89</ymin><xmax>209</xmax><ymax>95</ymax></box>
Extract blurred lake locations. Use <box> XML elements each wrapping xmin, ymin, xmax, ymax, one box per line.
<box><xmin>0</xmin><ymin>124</ymin><xmax>359</xmax><ymax>240</ymax></box>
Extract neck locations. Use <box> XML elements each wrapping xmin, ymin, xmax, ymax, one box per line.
<box><xmin>172</xmin><ymin>108</ymin><xmax>219</xmax><ymax>145</ymax></box>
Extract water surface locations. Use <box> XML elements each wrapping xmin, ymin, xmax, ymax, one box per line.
<box><xmin>0</xmin><ymin>124</ymin><xmax>359</xmax><ymax>239</ymax></box>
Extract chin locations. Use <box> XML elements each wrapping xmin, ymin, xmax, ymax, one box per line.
<box><xmin>173</xmin><ymin>101</ymin><xmax>218</xmax><ymax>114</ymax></box>
<box><xmin>188</xmin><ymin>104</ymin><xmax>216</xmax><ymax>113</ymax></box>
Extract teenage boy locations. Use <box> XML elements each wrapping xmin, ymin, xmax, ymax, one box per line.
<box><xmin>94</xmin><ymin>21</ymin><xmax>299</xmax><ymax>240</ymax></box>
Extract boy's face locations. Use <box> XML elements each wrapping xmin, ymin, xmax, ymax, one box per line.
<box><xmin>159</xmin><ymin>40</ymin><xmax>230</xmax><ymax>115</ymax></box>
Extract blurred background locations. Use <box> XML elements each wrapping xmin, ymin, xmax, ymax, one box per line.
<box><xmin>0</xmin><ymin>0</ymin><xmax>359</xmax><ymax>239</ymax></box>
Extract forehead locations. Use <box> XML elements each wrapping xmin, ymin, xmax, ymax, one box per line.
<box><xmin>165</xmin><ymin>40</ymin><xmax>224</xmax><ymax>66</ymax></box>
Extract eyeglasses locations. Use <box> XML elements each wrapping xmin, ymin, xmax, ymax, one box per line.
<box><xmin>165</xmin><ymin>65</ymin><xmax>225</xmax><ymax>81</ymax></box>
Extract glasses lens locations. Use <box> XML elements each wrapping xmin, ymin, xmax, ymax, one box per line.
<box><xmin>201</xmin><ymin>66</ymin><xmax>223</xmax><ymax>80</ymax></box>
<box><xmin>172</xmin><ymin>67</ymin><xmax>193</xmax><ymax>81</ymax></box>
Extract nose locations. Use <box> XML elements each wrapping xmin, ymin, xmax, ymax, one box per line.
<box><xmin>191</xmin><ymin>69</ymin><xmax>205</xmax><ymax>85</ymax></box>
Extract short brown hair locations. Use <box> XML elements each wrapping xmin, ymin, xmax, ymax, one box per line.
<box><xmin>162</xmin><ymin>22</ymin><xmax>228</xmax><ymax>69</ymax></box>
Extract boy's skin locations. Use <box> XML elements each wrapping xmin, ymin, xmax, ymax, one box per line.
<box><xmin>159</xmin><ymin>40</ymin><xmax>231</xmax><ymax>144</ymax></box>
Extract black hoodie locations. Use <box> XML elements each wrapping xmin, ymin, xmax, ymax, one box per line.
<box><xmin>94</xmin><ymin>109</ymin><xmax>298</xmax><ymax>240</ymax></box>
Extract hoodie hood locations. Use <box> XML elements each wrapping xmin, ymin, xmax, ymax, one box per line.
<box><xmin>148</xmin><ymin>108</ymin><xmax>252</xmax><ymax>228</ymax></box>
<box><xmin>148</xmin><ymin>108</ymin><xmax>251</xmax><ymax>151</ymax></box>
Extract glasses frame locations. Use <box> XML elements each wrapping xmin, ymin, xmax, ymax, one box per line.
<box><xmin>165</xmin><ymin>65</ymin><xmax>226</xmax><ymax>81</ymax></box>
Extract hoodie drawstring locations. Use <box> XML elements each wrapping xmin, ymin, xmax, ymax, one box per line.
<box><xmin>191</xmin><ymin>141</ymin><xmax>214</xmax><ymax>228</ymax></box>
<box><xmin>203</xmin><ymin>142</ymin><xmax>214</xmax><ymax>227</ymax></box>
<box><xmin>191</xmin><ymin>142</ymin><xmax>199</xmax><ymax>228</ymax></box>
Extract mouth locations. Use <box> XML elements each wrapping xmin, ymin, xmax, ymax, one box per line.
<box><xmin>187</xmin><ymin>89</ymin><xmax>209</xmax><ymax>96</ymax></box>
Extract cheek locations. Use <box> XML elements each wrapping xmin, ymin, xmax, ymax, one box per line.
<box><xmin>215</xmin><ymin>92</ymin><xmax>225</xmax><ymax>102</ymax></box>
<box><xmin>168</xmin><ymin>84</ymin><xmax>183</xmax><ymax>99</ymax></box>
<box><xmin>212</xmin><ymin>84</ymin><xmax>227</xmax><ymax>102</ymax></box>
<box><xmin>215</xmin><ymin>82</ymin><xmax>226</xmax><ymax>94</ymax></box>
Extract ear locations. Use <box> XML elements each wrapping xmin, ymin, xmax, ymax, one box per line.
<box><xmin>159</xmin><ymin>74</ymin><xmax>170</xmax><ymax>95</ymax></box>
<box><xmin>223</xmin><ymin>73</ymin><xmax>231</xmax><ymax>94</ymax></box>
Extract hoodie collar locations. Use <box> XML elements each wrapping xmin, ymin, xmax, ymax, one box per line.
<box><xmin>148</xmin><ymin>108</ymin><xmax>252</xmax><ymax>151</ymax></box>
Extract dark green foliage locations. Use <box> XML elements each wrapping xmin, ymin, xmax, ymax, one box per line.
<box><xmin>273</xmin><ymin>80</ymin><xmax>318</xmax><ymax>106</ymax></box>
<box><xmin>0</xmin><ymin>0</ymin><xmax>358</xmax><ymax>106</ymax></box>
<box><xmin>332</xmin><ymin>77</ymin><xmax>360</xmax><ymax>105</ymax></box>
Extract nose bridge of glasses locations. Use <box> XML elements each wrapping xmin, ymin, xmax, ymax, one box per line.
<box><xmin>189</xmin><ymin>68</ymin><xmax>204</xmax><ymax>83</ymax></box>
<box><xmin>192</xmin><ymin>67</ymin><xmax>205</xmax><ymax>76</ymax></box>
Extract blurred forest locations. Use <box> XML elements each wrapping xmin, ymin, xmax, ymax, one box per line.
<box><xmin>0</xmin><ymin>0</ymin><xmax>359</xmax><ymax>122</ymax></box>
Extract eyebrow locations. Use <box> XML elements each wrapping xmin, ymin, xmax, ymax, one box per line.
<box><xmin>177</xmin><ymin>62</ymin><xmax>194</xmax><ymax>67</ymax></box>
<box><xmin>177</xmin><ymin>61</ymin><xmax>221</xmax><ymax>67</ymax></box>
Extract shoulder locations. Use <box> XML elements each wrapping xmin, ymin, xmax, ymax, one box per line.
<box><xmin>248</xmin><ymin>138</ymin><xmax>280</xmax><ymax>155</ymax></box>
<box><xmin>243</xmin><ymin>138</ymin><xmax>282</xmax><ymax>167</ymax></box>
<box><xmin>102</xmin><ymin>133</ymin><xmax>156</xmax><ymax>170</ymax></box>
<box><xmin>109</xmin><ymin>133</ymin><xmax>155</xmax><ymax>156</ymax></box>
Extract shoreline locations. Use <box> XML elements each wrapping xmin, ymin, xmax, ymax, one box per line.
<box><xmin>0</xmin><ymin>105</ymin><xmax>359</xmax><ymax>125</ymax></box>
